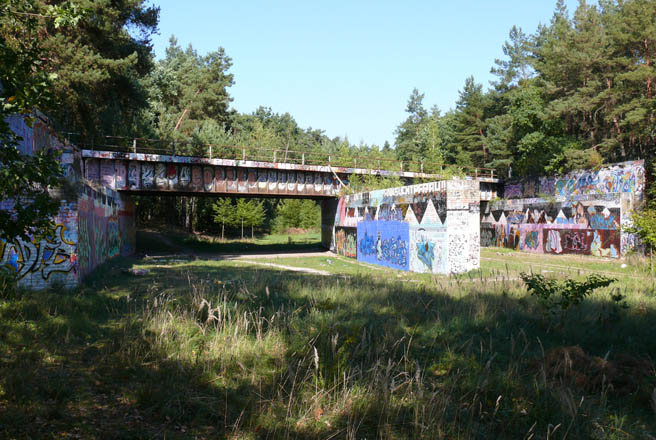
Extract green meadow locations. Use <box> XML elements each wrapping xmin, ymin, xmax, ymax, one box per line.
<box><xmin>1</xmin><ymin>242</ymin><xmax>655</xmax><ymax>439</ymax></box>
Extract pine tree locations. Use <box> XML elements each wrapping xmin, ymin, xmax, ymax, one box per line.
<box><xmin>395</xmin><ymin>88</ymin><xmax>428</xmax><ymax>163</ymax></box>
<box><xmin>148</xmin><ymin>37</ymin><xmax>235</xmax><ymax>146</ymax></box>
<box><xmin>452</xmin><ymin>76</ymin><xmax>489</xmax><ymax>168</ymax></box>
<box><xmin>491</xmin><ymin>26</ymin><xmax>534</xmax><ymax>90</ymax></box>
<box><xmin>601</xmin><ymin>0</ymin><xmax>656</xmax><ymax>160</ymax></box>
<box><xmin>0</xmin><ymin>0</ymin><xmax>160</xmax><ymax>139</ymax></box>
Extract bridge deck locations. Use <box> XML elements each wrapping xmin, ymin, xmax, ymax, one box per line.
<box><xmin>82</xmin><ymin>149</ymin><xmax>499</xmax><ymax>198</ymax></box>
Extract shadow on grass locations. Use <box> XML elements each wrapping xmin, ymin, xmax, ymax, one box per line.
<box><xmin>1</xmin><ymin>257</ymin><xmax>655</xmax><ymax>438</ymax></box>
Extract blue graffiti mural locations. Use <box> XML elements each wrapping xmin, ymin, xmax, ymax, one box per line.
<box><xmin>359</xmin><ymin>232</ymin><xmax>376</xmax><ymax>257</ymax></box>
<box><xmin>523</xmin><ymin>231</ymin><xmax>539</xmax><ymax>250</ymax></box>
<box><xmin>416</xmin><ymin>239</ymin><xmax>435</xmax><ymax>270</ymax></box>
<box><xmin>381</xmin><ymin>236</ymin><xmax>408</xmax><ymax>266</ymax></box>
<box><xmin>357</xmin><ymin>221</ymin><xmax>409</xmax><ymax>270</ymax></box>
<box><xmin>589</xmin><ymin>213</ymin><xmax>619</xmax><ymax>230</ymax></box>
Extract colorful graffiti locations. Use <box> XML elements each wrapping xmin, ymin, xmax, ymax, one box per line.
<box><xmin>358</xmin><ymin>231</ymin><xmax>376</xmax><ymax>257</ymax></box>
<box><xmin>416</xmin><ymin>239</ymin><xmax>435</xmax><ymax>268</ymax></box>
<box><xmin>180</xmin><ymin>166</ymin><xmax>191</xmax><ymax>187</ymax></box>
<box><xmin>142</xmin><ymin>163</ymin><xmax>154</xmax><ymax>188</ymax></box>
<box><xmin>504</xmin><ymin>183</ymin><xmax>523</xmax><ymax>199</ymax></box>
<box><xmin>381</xmin><ymin>236</ymin><xmax>409</xmax><ymax>267</ymax></box>
<box><xmin>541</xmin><ymin>228</ymin><xmax>621</xmax><ymax>256</ymax></box>
<box><xmin>155</xmin><ymin>163</ymin><xmax>167</xmax><ymax>188</ymax></box>
<box><xmin>128</xmin><ymin>162</ymin><xmax>140</xmax><ymax>189</ymax></box>
<box><xmin>481</xmin><ymin>162</ymin><xmax>638</xmax><ymax>260</ymax></box>
<box><xmin>6</xmin><ymin>113</ymin><xmax>72</xmax><ymax>157</ymax></box>
<box><xmin>409</xmin><ymin>226</ymin><xmax>446</xmax><ymax>274</ymax></box>
<box><xmin>357</xmin><ymin>221</ymin><xmax>410</xmax><ymax>270</ymax></box>
<box><xmin>2</xmin><ymin>116</ymin><xmax>139</xmax><ymax>289</ymax></box>
<box><xmin>1</xmin><ymin>224</ymin><xmax>78</xmax><ymax>286</ymax></box>
<box><xmin>115</xmin><ymin>161</ymin><xmax>127</xmax><ymax>190</ymax></box>
<box><xmin>77</xmin><ymin>185</ymin><xmax>136</xmax><ymax>279</ymax></box>
<box><xmin>523</xmin><ymin>230</ymin><xmax>539</xmax><ymax>250</ymax></box>
<box><xmin>503</xmin><ymin>160</ymin><xmax>645</xmax><ymax>199</ymax></box>
<box><xmin>330</xmin><ymin>180</ymin><xmax>480</xmax><ymax>274</ymax></box>
<box><xmin>101</xmin><ymin>161</ymin><xmax>115</xmax><ymax>188</ymax></box>
<box><xmin>335</xmin><ymin>227</ymin><xmax>357</xmax><ymax>258</ymax></box>
<box><xmin>84</xmin><ymin>157</ymin><xmax>343</xmax><ymax>197</ymax></box>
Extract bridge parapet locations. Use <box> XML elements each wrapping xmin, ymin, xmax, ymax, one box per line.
<box><xmin>79</xmin><ymin>138</ymin><xmax>498</xmax><ymax>179</ymax></box>
<box><xmin>82</xmin><ymin>149</ymin><xmax>499</xmax><ymax>198</ymax></box>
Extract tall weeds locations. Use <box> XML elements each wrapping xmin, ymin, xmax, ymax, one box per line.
<box><xmin>103</xmin><ymin>266</ymin><xmax>656</xmax><ymax>438</ymax></box>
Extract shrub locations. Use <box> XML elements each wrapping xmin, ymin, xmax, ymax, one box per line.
<box><xmin>520</xmin><ymin>272</ymin><xmax>616</xmax><ymax>323</ymax></box>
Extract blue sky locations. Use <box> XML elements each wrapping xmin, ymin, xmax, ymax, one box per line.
<box><xmin>149</xmin><ymin>1</ymin><xmax>584</xmax><ymax>147</ymax></box>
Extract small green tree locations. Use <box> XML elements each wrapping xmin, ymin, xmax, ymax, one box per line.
<box><xmin>211</xmin><ymin>197</ymin><xmax>234</xmax><ymax>240</ymax></box>
<box><xmin>234</xmin><ymin>199</ymin><xmax>249</xmax><ymax>239</ymax></box>
<box><xmin>246</xmin><ymin>200</ymin><xmax>266</xmax><ymax>239</ymax></box>
<box><xmin>273</xmin><ymin>199</ymin><xmax>320</xmax><ymax>232</ymax></box>
<box><xmin>624</xmin><ymin>208</ymin><xmax>656</xmax><ymax>277</ymax></box>
<box><xmin>298</xmin><ymin>200</ymin><xmax>321</xmax><ymax>229</ymax></box>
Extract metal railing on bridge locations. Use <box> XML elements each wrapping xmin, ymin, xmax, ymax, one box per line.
<box><xmin>72</xmin><ymin>134</ymin><xmax>496</xmax><ymax>179</ymax></box>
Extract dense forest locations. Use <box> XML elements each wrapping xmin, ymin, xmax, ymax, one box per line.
<box><xmin>2</xmin><ymin>0</ymin><xmax>654</xmax><ymax>236</ymax></box>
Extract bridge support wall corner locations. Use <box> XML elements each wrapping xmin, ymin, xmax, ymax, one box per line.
<box><xmin>77</xmin><ymin>185</ymin><xmax>136</xmax><ymax>281</ymax></box>
<box><xmin>0</xmin><ymin>185</ymin><xmax>136</xmax><ymax>290</ymax></box>
<box><xmin>320</xmin><ymin>198</ymin><xmax>339</xmax><ymax>251</ymax></box>
<box><xmin>328</xmin><ymin>179</ymin><xmax>481</xmax><ymax>274</ymax></box>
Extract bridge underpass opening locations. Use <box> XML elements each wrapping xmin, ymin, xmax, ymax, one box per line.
<box><xmin>131</xmin><ymin>191</ymin><xmax>330</xmax><ymax>250</ymax></box>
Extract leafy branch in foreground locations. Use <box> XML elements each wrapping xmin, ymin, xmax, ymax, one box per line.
<box><xmin>0</xmin><ymin>134</ymin><xmax>63</xmax><ymax>242</ymax></box>
<box><xmin>0</xmin><ymin>0</ymin><xmax>72</xmax><ymax>242</ymax></box>
<box><xmin>520</xmin><ymin>272</ymin><xmax>617</xmax><ymax>323</ymax></box>
<box><xmin>624</xmin><ymin>207</ymin><xmax>656</xmax><ymax>277</ymax></box>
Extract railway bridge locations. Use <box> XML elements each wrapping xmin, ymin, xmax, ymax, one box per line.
<box><xmin>2</xmin><ymin>112</ymin><xmax>501</xmax><ymax>289</ymax></box>
<box><xmin>81</xmin><ymin>143</ymin><xmax>500</xmax><ymax>199</ymax></box>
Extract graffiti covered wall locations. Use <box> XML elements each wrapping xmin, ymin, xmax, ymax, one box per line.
<box><xmin>85</xmin><ymin>157</ymin><xmax>341</xmax><ymax>198</ymax></box>
<box><xmin>482</xmin><ymin>160</ymin><xmax>645</xmax><ymax>258</ymax></box>
<box><xmin>1</xmin><ymin>115</ymin><xmax>81</xmax><ymax>289</ymax></box>
<box><xmin>335</xmin><ymin>226</ymin><xmax>357</xmax><ymax>258</ymax></box>
<box><xmin>77</xmin><ymin>185</ymin><xmax>136</xmax><ymax>279</ymax></box>
<box><xmin>1</xmin><ymin>200</ymin><xmax>79</xmax><ymax>289</ymax></box>
<box><xmin>327</xmin><ymin>179</ymin><xmax>480</xmax><ymax>274</ymax></box>
<box><xmin>2</xmin><ymin>115</ymin><xmax>137</xmax><ymax>289</ymax></box>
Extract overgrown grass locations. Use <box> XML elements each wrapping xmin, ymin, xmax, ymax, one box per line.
<box><xmin>1</xmin><ymin>252</ymin><xmax>655</xmax><ymax>438</ymax></box>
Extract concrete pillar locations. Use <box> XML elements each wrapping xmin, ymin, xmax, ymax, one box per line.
<box><xmin>320</xmin><ymin>198</ymin><xmax>339</xmax><ymax>251</ymax></box>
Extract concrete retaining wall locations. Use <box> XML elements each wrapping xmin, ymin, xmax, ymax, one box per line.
<box><xmin>324</xmin><ymin>179</ymin><xmax>480</xmax><ymax>274</ymax></box>
<box><xmin>1</xmin><ymin>115</ymin><xmax>136</xmax><ymax>289</ymax></box>
<box><xmin>481</xmin><ymin>160</ymin><xmax>644</xmax><ymax>258</ymax></box>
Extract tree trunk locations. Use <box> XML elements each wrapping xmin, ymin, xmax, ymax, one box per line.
<box><xmin>174</xmin><ymin>87</ymin><xmax>202</xmax><ymax>132</ymax></box>
<box><xmin>191</xmin><ymin>198</ymin><xmax>196</xmax><ymax>233</ymax></box>
<box><xmin>251</xmin><ymin>225</ymin><xmax>254</xmax><ymax>239</ymax></box>
<box><xmin>221</xmin><ymin>222</ymin><xmax>225</xmax><ymax>241</ymax></box>
<box><xmin>180</xmin><ymin>197</ymin><xmax>185</xmax><ymax>229</ymax></box>
<box><xmin>241</xmin><ymin>219</ymin><xmax>244</xmax><ymax>239</ymax></box>
<box><xmin>183</xmin><ymin>197</ymin><xmax>191</xmax><ymax>231</ymax></box>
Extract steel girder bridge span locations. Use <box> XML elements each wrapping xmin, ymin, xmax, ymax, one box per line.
<box><xmin>82</xmin><ymin>148</ymin><xmax>499</xmax><ymax>199</ymax></box>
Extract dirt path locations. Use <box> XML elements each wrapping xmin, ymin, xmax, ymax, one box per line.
<box><xmin>210</xmin><ymin>250</ymin><xmax>332</xmax><ymax>260</ymax></box>
<box><xmin>235</xmin><ymin>260</ymin><xmax>331</xmax><ymax>276</ymax></box>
